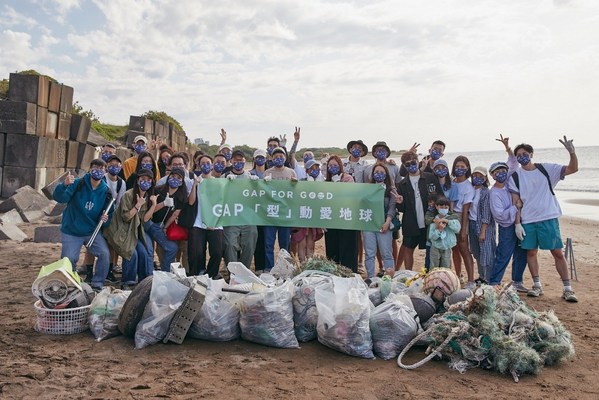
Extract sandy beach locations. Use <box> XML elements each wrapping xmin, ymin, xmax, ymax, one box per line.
<box><xmin>0</xmin><ymin>215</ymin><xmax>598</xmax><ymax>399</ymax></box>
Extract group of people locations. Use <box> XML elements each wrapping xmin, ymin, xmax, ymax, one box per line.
<box><xmin>53</xmin><ymin>129</ymin><xmax>580</xmax><ymax>303</ymax></box>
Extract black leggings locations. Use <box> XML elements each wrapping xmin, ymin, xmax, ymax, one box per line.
<box><xmin>325</xmin><ymin>229</ymin><xmax>359</xmax><ymax>272</ymax></box>
<box><xmin>188</xmin><ymin>227</ymin><xmax>223</xmax><ymax>277</ymax></box>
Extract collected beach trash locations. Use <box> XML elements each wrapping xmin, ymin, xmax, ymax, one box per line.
<box><xmin>89</xmin><ymin>287</ymin><xmax>131</xmax><ymax>341</ymax></box>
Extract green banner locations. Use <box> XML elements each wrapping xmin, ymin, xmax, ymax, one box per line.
<box><xmin>199</xmin><ymin>179</ymin><xmax>384</xmax><ymax>231</ymax></box>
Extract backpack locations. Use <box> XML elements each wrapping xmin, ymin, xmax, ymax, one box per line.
<box><xmin>103</xmin><ymin>175</ymin><xmax>124</xmax><ymax>197</ymax></box>
<box><xmin>511</xmin><ymin>163</ymin><xmax>555</xmax><ymax>196</ymax></box>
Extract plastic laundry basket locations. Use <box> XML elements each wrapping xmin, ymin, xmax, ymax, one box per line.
<box><xmin>34</xmin><ymin>300</ymin><xmax>91</xmax><ymax>335</ymax></box>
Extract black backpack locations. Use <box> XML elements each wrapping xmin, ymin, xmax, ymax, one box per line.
<box><xmin>511</xmin><ymin>163</ymin><xmax>555</xmax><ymax>196</ymax></box>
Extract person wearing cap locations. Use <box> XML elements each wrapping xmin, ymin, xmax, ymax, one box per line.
<box><xmin>303</xmin><ymin>159</ymin><xmax>324</xmax><ymax>181</ymax></box>
<box><xmin>342</xmin><ymin>140</ymin><xmax>369</xmax><ymax>183</ymax></box>
<box><xmin>105</xmin><ymin>168</ymin><xmax>158</xmax><ymax>290</ymax></box>
<box><xmin>145</xmin><ymin>167</ymin><xmax>188</xmax><ymax>273</ymax></box>
<box><xmin>362</xmin><ymin>141</ymin><xmax>401</xmax><ymax>185</ymax></box>
<box><xmin>222</xmin><ymin>150</ymin><xmax>258</xmax><ymax>270</ymax></box>
<box><xmin>263</xmin><ymin>147</ymin><xmax>297</xmax><ymax>272</ymax></box>
<box><xmin>468</xmin><ymin>166</ymin><xmax>496</xmax><ymax>284</ymax></box>
<box><xmin>122</xmin><ymin>135</ymin><xmax>147</xmax><ymax>179</ymax></box>
<box><xmin>156</xmin><ymin>152</ymin><xmax>195</xmax><ymax>194</ymax></box>
<box><xmin>53</xmin><ymin>159</ymin><xmax>114</xmax><ymax>291</ymax></box>
<box><xmin>395</xmin><ymin>151</ymin><xmax>443</xmax><ymax>271</ymax></box>
<box><xmin>450</xmin><ymin>155</ymin><xmax>476</xmax><ymax>289</ymax></box>
<box><xmin>486</xmin><ymin>135</ymin><xmax>529</xmax><ymax>291</ymax></box>
<box><xmin>100</xmin><ymin>143</ymin><xmax>117</xmax><ymax>163</ymax></box>
<box><xmin>250</xmin><ymin>149</ymin><xmax>268</xmax><ymax>179</ymax></box>
<box><xmin>431</xmin><ymin>159</ymin><xmax>459</xmax><ymax>207</ymax></box>
<box><xmin>218</xmin><ymin>144</ymin><xmax>233</xmax><ymax>169</ymax></box>
<box><xmin>507</xmin><ymin>135</ymin><xmax>579</xmax><ymax>302</ymax></box>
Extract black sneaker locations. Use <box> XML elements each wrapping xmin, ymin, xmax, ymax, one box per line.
<box><xmin>105</xmin><ymin>271</ymin><xmax>118</xmax><ymax>284</ymax></box>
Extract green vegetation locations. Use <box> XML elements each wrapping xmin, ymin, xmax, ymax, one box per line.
<box><xmin>0</xmin><ymin>79</ymin><xmax>8</xmax><ymax>99</ymax></box>
<box><xmin>92</xmin><ymin>122</ymin><xmax>128</xmax><ymax>142</ymax></box>
<box><xmin>142</xmin><ymin>110</ymin><xmax>184</xmax><ymax>131</ymax></box>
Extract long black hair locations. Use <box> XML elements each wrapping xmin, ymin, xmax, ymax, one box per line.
<box><xmin>134</xmin><ymin>151</ymin><xmax>160</xmax><ymax>183</ymax></box>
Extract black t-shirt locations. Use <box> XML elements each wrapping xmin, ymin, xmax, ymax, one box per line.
<box><xmin>152</xmin><ymin>190</ymin><xmax>185</xmax><ymax>224</ymax></box>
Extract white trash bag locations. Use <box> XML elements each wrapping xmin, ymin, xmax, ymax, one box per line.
<box><xmin>89</xmin><ymin>287</ymin><xmax>130</xmax><ymax>341</ymax></box>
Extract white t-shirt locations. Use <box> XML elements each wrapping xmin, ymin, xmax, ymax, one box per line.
<box><xmin>469</xmin><ymin>188</ymin><xmax>481</xmax><ymax>221</ymax></box>
<box><xmin>508</xmin><ymin>163</ymin><xmax>564</xmax><ymax>224</ymax></box>
<box><xmin>453</xmin><ymin>180</ymin><xmax>475</xmax><ymax>213</ymax></box>
<box><xmin>103</xmin><ymin>175</ymin><xmax>126</xmax><ymax>206</ymax></box>
<box><xmin>409</xmin><ymin>175</ymin><xmax>425</xmax><ymax>228</ymax></box>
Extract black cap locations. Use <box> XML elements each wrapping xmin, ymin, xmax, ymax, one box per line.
<box><xmin>137</xmin><ymin>168</ymin><xmax>154</xmax><ymax>179</ymax></box>
<box><xmin>169</xmin><ymin>167</ymin><xmax>187</xmax><ymax>178</ymax></box>
<box><xmin>232</xmin><ymin>149</ymin><xmax>246</xmax><ymax>158</ymax></box>
<box><xmin>347</xmin><ymin>140</ymin><xmax>368</xmax><ymax>156</ymax></box>
<box><xmin>106</xmin><ymin>154</ymin><xmax>122</xmax><ymax>164</ymax></box>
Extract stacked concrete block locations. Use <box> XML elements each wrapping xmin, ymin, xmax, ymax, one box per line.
<box><xmin>129</xmin><ymin>116</ymin><xmax>153</xmax><ymax>134</ymax></box>
<box><xmin>0</xmin><ymin>73</ymin><xmax>86</xmax><ymax>198</ymax></box>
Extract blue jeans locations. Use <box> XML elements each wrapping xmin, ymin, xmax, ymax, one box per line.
<box><xmin>264</xmin><ymin>226</ymin><xmax>291</xmax><ymax>271</ymax></box>
<box><xmin>363</xmin><ymin>230</ymin><xmax>394</xmax><ymax>278</ymax></box>
<box><xmin>61</xmin><ymin>232</ymin><xmax>110</xmax><ymax>289</ymax></box>
<box><xmin>121</xmin><ymin>239</ymin><xmax>154</xmax><ymax>285</ymax></box>
<box><xmin>489</xmin><ymin>224</ymin><xmax>527</xmax><ymax>285</ymax></box>
<box><xmin>144</xmin><ymin>221</ymin><xmax>178</xmax><ymax>272</ymax></box>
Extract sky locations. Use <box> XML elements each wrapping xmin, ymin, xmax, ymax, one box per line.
<box><xmin>1</xmin><ymin>0</ymin><xmax>598</xmax><ymax>152</ymax></box>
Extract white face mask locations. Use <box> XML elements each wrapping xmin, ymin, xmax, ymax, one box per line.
<box><xmin>438</xmin><ymin>208</ymin><xmax>449</xmax><ymax>216</ymax></box>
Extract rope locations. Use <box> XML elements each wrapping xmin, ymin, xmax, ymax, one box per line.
<box><xmin>397</xmin><ymin>323</ymin><xmax>462</xmax><ymax>370</ymax></box>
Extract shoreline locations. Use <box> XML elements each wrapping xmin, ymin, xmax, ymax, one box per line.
<box><xmin>555</xmin><ymin>190</ymin><xmax>599</xmax><ymax>222</ymax></box>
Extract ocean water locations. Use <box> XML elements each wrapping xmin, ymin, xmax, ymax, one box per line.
<box><xmin>401</xmin><ymin>145</ymin><xmax>598</xmax><ymax>193</ymax></box>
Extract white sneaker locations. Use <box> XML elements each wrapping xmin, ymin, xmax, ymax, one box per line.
<box><xmin>562</xmin><ymin>290</ymin><xmax>578</xmax><ymax>303</ymax></box>
<box><xmin>527</xmin><ymin>285</ymin><xmax>544</xmax><ymax>297</ymax></box>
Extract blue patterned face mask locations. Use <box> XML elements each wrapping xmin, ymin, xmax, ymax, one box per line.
<box><xmin>309</xmin><ymin>168</ymin><xmax>320</xmax><ymax>178</ymax></box>
<box><xmin>374</xmin><ymin>149</ymin><xmax>387</xmax><ymax>161</ymax></box>
<box><xmin>139</xmin><ymin>180</ymin><xmax>152</xmax><ymax>191</ymax></box>
<box><xmin>255</xmin><ymin>157</ymin><xmax>266</xmax><ymax>166</ymax></box>
<box><xmin>141</xmin><ymin>162</ymin><xmax>153</xmax><ymax>170</ymax></box>
<box><xmin>494</xmin><ymin>171</ymin><xmax>508</xmax><ymax>183</ymax></box>
<box><xmin>107</xmin><ymin>165</ymin><xmax>121</xmax><ymax>176</ymax></box>
<box><xmin>303</xmin><ymin>154</ymin><xmax>313</xmax><ymax>163</ymax></box>
<box><xmin>233</xmin><ymin>161</ymin><xmax>245</xmax><ymax>171</ymax></box>
<box><xmin>430</xmin><ymin>149</ymin><xmax>442</xmax><ymax>160</ymax></box>
<box><xmin>373</xmin><ymin>171</ymin><xmax>386</xmax><ymax>183</ymax></box>
<box><xmin>213</xmin><ymin>162</ymin><xmax>226</xmax><ymax>173</ymax></box>
<box><xmin>350</xmin><ymin>148</ymin><xmax>362</xmax><ymax>158</ymax></box>
<box><xmin>434</xmin><ymin>168</ymin><xmax>448</xmax><ymax>178</ymax></box>
<box><xmin>405</xmin><ymin>161</ymin><xmax>419</xmax><ymax>174</ymax></box>
<box><xmin>168</xmin><ymin>177</ymin><xmax>182</xmax><ymax>188</ymax></box>
<box><xmin>472</xmin><ymin>176</ymin><xmax>485</xmax><ymax>186</ymax></box>
<box><xmin>200</xmin><ymin>163</ymin><xmax>212</xmax><ymax>174</ymax></box>
<box><xmin>101</xmin><ymin>152</ymin><xmax>112</xmax><ymax>162</ymax></box>
<box><xmin>272</xmin><ymin>157</ymin><xmax>285</xmax><ymax>168</ymax></box>
<box><xmin>267</xmin><ymin>146</ymin><xmax>276</xmax><ymax>155</ymax></box>
<box><xmin>134</xmin><ymin>144</ymin><xmax>146</xmax><ymax>154</ymax></box>
<box><xmin>328</xmin><ymin>165</ymin><xmax>340</xmax><ymax>175</ymax></box>
<box><xmin>223</xmin><ymin>151</ymin><xmax>232</xmax><ymax>161</ymax></box>
<box><xmin>517</xmin><ymin>154</ymin><xmax>530</xmax><ymax>166</ymax></box>
<box><xmin>454</xmin><ymin>167</ymin><xmax>467</xmax><ymax>177</ymax></box>
<box><xmin>90</xmin><ymin>169</ymin><xmax>105</xmax><ymax>181</ymax></box>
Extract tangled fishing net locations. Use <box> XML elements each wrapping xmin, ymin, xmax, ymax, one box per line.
<box><xmin>295</xmin><ymin>255</ymin><xmax>355</xmax><ymax>278</ymax></box>
<box><xmin>398</xmin><ymin>284</ymin><xmax>575</xmax><ymax>382</ymax></box>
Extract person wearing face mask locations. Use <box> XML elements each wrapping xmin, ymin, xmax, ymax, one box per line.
<box><xmin>156</xmin><ymin>152</ymin><xmax>195</xmax><ymax>194</ymax></box>
<box><xmin>143</xmin><ymin>167</ymin><xmax>188</xmax><ymax>273</ymax></box>
<box><xmin>121</xmin><ymin>135</ymin><xmax>159</xmax><ymax>180</ymax></box>
<box><xmin>395</xmin><ymin>151</ymin><xmax>443</xmax><ymax>271</ymax></box>
<box><xmin>53</xmin><ymin>159</ymin><xmax>114</xmax><ymax>291</ymax></box>
<box><xmin>80</xmin><ymin>155</ymin><xmax>127</xmax><ymax>284</ymax></box>
<box><xmin>105</xmin><ymin>169</ymin><xmax>157</xmax><ymax>290</ymax></box>
<box><xmin>100</xmin><ymin>143</ymin><xmax>117</xmax><ymax>163</ymax></box>
<box><xmin>431</xmin><ymin>159</ymin><xmax>459</xmax><ymax>209</ymax></box>
<box><xmin>323</xmin><ymin>155</ymin><xmax>359</xmax><ymax>272</ymax></box>
<box><xmin>265</xmin><ymin>136</ymin><xmax>281</xmax><ymax>168</ymax></box>
<box><xmin>249</xmin><ymin>149</ymin><xmax>268</xmax><ymax>179</ymax></box>
<box><xmin>507</xmin><ymin>136</ymin><xmax>579</xmax><ymax>302</ymax></box>
<box><xmin>427</xmin><ymin>195</ymin><xmax>461</xmax><ymax>269</ymax></box>
<box><xmin>399</xmin><ymin>140</ymin><xmax>446</xmax><ymax>177</ymax></box>
<box><xmin>488</xmin><ymin>161</ymin><xmax>529</xmax><ymax>292</ymax></box>
<box><xmin>125</xmin><ymin>151</ymin><xmax>160</xmax><ymax>190</ymax></box>
<box><xmin>468</xmin><ymin>166</ymin><xmax>496</xmax><ymax>284</ymax></box>
<box><xmin>157</xmin><ymin>145</ymin><xmax>173</xmax><ymax>177</ymax></box>
<box><xmin>187</xmin><ymin>155</ymin><xmax>225</xmax><ymax>278</ymax></box>
<box><xmin>211</xmin><ymin>154</ymin><xmax>227</xmax><ymax>178</ymax></box>
<box><xmin>362</xmin><ymin>141</ymin><xmax>400</xmax><ymax>185</ymax></box>
<box><xmin>222</xmin><ymin>150</ymin><xmax>258</xmax><ymax>270</ymax></box>
<box><xmin>342</xmin><ymin>140</ymin><xmax>369</xmax><ymax>183</ymax></box>
<box><xmin>262</xmin><ymin>147</ymin><xmax>297</xmax><ymax>272</ymax></box>
<box><xmin>450</xmin><ymin>155</ymin><xmax>476</xmax><ymax>289</ymax></box>
<box><xmin>362</xmin><ymin>164</ymin><xmax>396</xmax><ymax>279</ymax></box>
<box><xmin>218</xmin><ymin>144</ymin><xmax>234</xmax><ymax>170</ymax></box>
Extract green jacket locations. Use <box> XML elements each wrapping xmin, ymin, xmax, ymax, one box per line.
<box><xmin>104</xmin><ymin>189</ymin><xmax>149</xmax><ymax>260</ymax></box>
